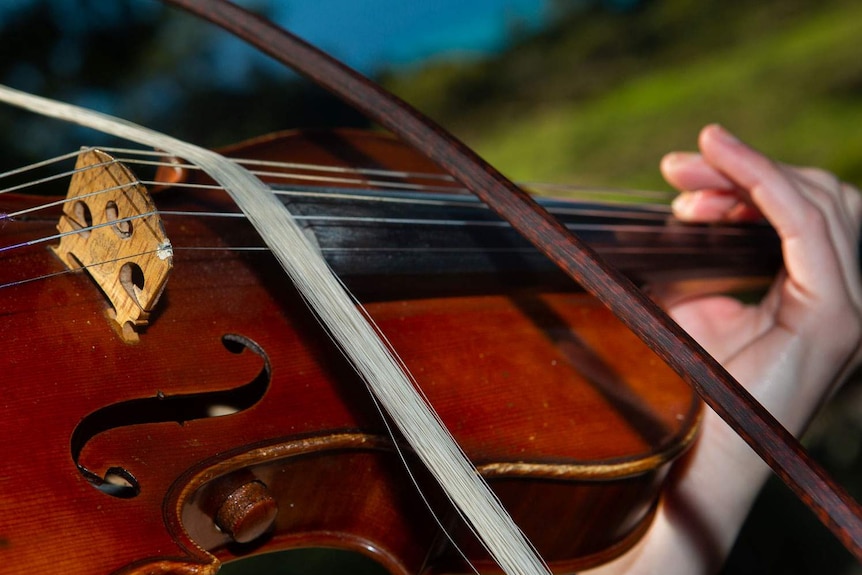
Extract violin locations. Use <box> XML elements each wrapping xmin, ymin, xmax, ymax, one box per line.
<box><xmin>2</xmin><ymin>1</ymin><xmax>862</xmax><ymax>572</ymax></box>
<box><xmin>2</xmin><ymin>127</ymin><xmax>744</xmax><ymax>574</ymax></box>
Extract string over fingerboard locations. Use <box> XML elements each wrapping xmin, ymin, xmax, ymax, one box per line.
<box><xmin>51</xmin><ymin>149</ymin><xmax>173</xmax><ymax>342</ymax></box>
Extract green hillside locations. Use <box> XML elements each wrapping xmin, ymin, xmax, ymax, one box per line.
<box><xmin>383</xmin><ymin>0</ymin><xmax>862</xmax><ymax>191</ymax></box>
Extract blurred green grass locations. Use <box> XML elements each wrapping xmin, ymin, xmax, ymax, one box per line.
<box><xmin>384</xmin><ymin>0</ymin><xmax>862</xmax><ymax>192</ymax></box>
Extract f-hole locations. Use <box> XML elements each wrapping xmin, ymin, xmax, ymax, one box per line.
<box><xmin>71</xmin><ymin>334</ymin><xmax>271</xmax><ymax>498</ymax></box>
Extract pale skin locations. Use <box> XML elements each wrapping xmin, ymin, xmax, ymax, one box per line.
<box><xmin>585</xmin><ymin>124</ymin><xmax>862</xmax><ymax>575</ymax></box>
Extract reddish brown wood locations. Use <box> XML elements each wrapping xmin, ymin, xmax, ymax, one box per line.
<box><xmin>160</xmin><ymin>0</ymin><xmax>862</xmax><ymax>562</ymax></box>
<box><xmin>0</xmin><ymin>131</ymin><xmax>699</xmax><ymax>574</ymax></box>
<box><xmin>213</xmin><ymin>480</ymin><xmax>278</xmax><ymax>544</ymax></box>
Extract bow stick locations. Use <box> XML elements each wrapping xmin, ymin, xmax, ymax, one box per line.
<box><xmin>162</xmin><ymin>0</ymin><xmax>862</xmax><ymax>561</ymax></box>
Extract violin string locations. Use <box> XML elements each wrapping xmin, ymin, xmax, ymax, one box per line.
<box><xmin>0</xmin><ymin>148</ymin><xmax>450</xmax><ymax>193</ymax></box>
<box><xmin>0</xmin><ymin>223</ymin><xmax>773</xmax><ymax>292</ymax></box>
<box><xmin>1</xmin><ymin>242</ymin><xmax>767</xmax><ymax>293</ymax></box>
<box><xmin>0</xmin><ymin>145</ymin><xmax>683</xmax><ymax>228</ymax></box>
<box><xmin>524</xmin><ymin>181</ymin><xmax>676</xmax><ymax>201</ymax></box>
<box><xmin>171</xmin><ymin>245</ymin><xmax>767</xmax><ymax>255</ymax></box>
<box><xmin>0</xmin><ymin>150</ymin><xmax>123</xmax><ymax>197</ymax></box>
<box><xmin>1</xmin><ymin>144</ymin><xmax>683</xmax><ymax>237</ymax></box>
<box><xmin>0</xmin><ymin>148</ymin><xmax>84</xmax><ymax>180</ymax></box>
<box><xmin>97</xmin><ymin>144</ymin><xmax>677</xmax><ymax>205</ymax></box>
<box><xmin>0</xmin><ymin>149</ymin><xmax>770</xmax><ymax>286</ymax></box>
<box><xmin>153</xmin><ymin>205</ymin><xmax>766</xmax><ymax>239</ymax></box>
<box><xmin>5</xmin><ymin>181</ymin><xmax>144</xmax><ymax>221</ymax></box>
<box><xmin>0</xmin><ymin>210</ymin><xmax>157</xmax><ymax>255</ymax></box>
<box><xmin>98</xmin><ymin>145</ymin><xmax>458</xmax><ymax>181</ymax></box>
<box><xmin>221</xmin><ymin>156</ymin><xmax>451</xmax><ymax>181</ymax></box>
<box><xmin>0</xmin><ymin>173</ymin><xmax>769</xmax><ymax>283</ymax></box>
<box><xmin>161</xmin><ymin>209</ymin><xmax>681</xmax><ymax>230</ymax></box>
<box><xmin>3</xmin><ymin>157</ymin><xmax>675</xmax><ymax>230</ymax></box>
<box><xmin>178</xmin><ymin>196</ymin><xmax>704</xmax><ymax>242</ymax></box>
<box><xmin>0</xmin><ymin>183</ymin><xmax>768</xmax><ymax>276</ymax></box>
<box><xmin>0</xmin><ymin>190</ymin><xmax>763</xmax><ymax>263</ymax></box>
<box><xmin>0</xmin><ymin>160</ymin><xmax>680</xmax><ymax>225</ymax></box>
<box><xmin>0</xmin><ymin>246</ymin><xmax>165</xmax><ymax>290</ymax></box>
<box><xmin>105</xmin><ymin>148</ymin><xmax>473</xmax><ymax>192</ymax></box>
<box><xmin>0</xmin><ymin>188</ymin><xmax>759</xmax><ymax>289</ymax></box>
<box><xmin>168</xmin><ymin>165</ymin><xmax>463</xmax><ymax>193</ymax></box>
<box><xmin>266</xmin><ymin>186</ymin><xmax>675</xmax><ymax>217</ymax></box>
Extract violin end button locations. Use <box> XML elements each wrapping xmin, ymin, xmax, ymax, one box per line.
<box><xmin>215</xmin><ymin>480</ymin><xmax>278</xmax><ymax>544</ymax></box>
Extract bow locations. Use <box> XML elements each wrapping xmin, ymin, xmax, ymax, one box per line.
<box><xmin>157</xmin><ymin>0</ymin><xmax>862</xmax><ymax>563</ymax></box>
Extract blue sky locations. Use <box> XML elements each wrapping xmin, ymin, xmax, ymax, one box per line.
<box><xmin>203</xmin><ymin>0</ymin><xmax>553</xmax><ymax>81</ymax></box>
<box><xmin>268</xmin><ymin>0</ymin><xmax>551</xmax><ymax>72</ymax></box>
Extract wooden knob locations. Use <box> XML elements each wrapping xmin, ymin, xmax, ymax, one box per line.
<box><xmin>215</xmin><ymin>480</ymin><xmax>278</xmax><ymax>544</ymax></box>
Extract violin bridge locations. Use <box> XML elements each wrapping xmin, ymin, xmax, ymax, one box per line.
<box><xmin>51</xmin><ymin>149</ymin><xmax>173</xmax><ymax>343</ymax></box>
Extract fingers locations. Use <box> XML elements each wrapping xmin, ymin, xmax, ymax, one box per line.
<box><xmin>661</xmin><ymin>151</ymin><xmax>735</xmax><ymax>192</ymax></box>
<box><xmin>695</xmin><ymin>125</ymin><xmax>855</xmax><ymax>305</ymax></box>
<box><xmin>668</xmin><ymin>125</ymin><xmax>862</xmax><ymax>372</ymax></box>
<box><xmin>695</xmin><ymin>126</ymin><xmax>810</xmax><ymax>237</ymax></box>
<box><xmin>670</xmin><ymin>190</ymin><xmax>762</xmax><ymax>222</ymax></box>
<box><xmin>661</xmin><ymin>151</ymin><xmax>761</xmax><ymax>222</ymax></box>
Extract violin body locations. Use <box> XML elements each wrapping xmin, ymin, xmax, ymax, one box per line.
<box><xmin>0</xmin><ymin>130</ymin><xmax>700</xmax><ymax>574</ymax></box>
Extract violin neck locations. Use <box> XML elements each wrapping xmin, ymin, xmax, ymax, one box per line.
<box><xmin>279</xmin><ymin>186</ymin><xmax>783</xmax><ymax>297</ymax></box>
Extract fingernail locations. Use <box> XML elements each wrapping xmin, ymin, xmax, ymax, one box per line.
<box><xmin>671</xmin><ymin>193</ymin><xmax>693</xmax><ymax>217</ymax></box>
<box><xmin>662</xmin><ymin>151</ymin><xmax>683</xmax><ymax>166</ymax></box>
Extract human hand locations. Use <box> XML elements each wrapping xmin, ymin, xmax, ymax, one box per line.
<box><xmin>662</xmin><ymin>124</ymin><xmax>862</xmax><ymax>430</ymax></box>
<box><xmin>586</xmin><ymin>124</ymin><xmax>862</xmax><ymax>575</ymax></box>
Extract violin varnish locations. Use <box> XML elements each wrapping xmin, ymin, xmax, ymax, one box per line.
<box><xmin>51</xmin><ymin>149</ymin><xmax>173</xmax><ymax>342</ymax></box>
